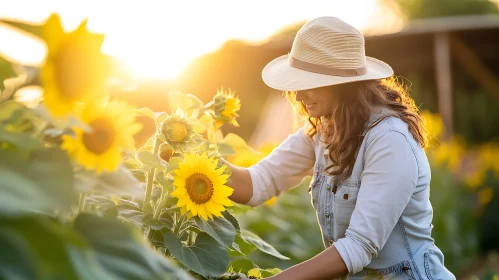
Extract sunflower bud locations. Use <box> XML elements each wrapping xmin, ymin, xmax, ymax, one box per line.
<box><xmin>159</xmin><ymin>143</ymin><xmax>175</xmax><ymax>162</ymax></box>
<box><xmin>160</xmin><ymin>110</ymin><xmax>202</xmax><ymax>151</ymax></box>
<box><xmin>211</xmin><ymin>88</ymin><xmax>241</xmax><ymax>129</ymax></box>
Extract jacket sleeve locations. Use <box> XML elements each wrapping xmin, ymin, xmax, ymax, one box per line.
<box><xmin>245</xmin><ymin>126</ymin><xmax>316</xmax><ymax>206</ymax></box>
<box><xmin>333</xmin><ymin>130</ymin><xmax>419</xmax><ymax>273</ymax></box>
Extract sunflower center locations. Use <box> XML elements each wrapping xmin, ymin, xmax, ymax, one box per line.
<box><xmin>168</xmin><ymin>122</ymin><xmax>188</xmax><ymax>142</ymax></box>
<box><xmin>185</xmin><ymin>173</ymin><xmax>214</xmax><ymax>204</ymax></box>
<box><xmin>82</xmin><ymin>118</ymin><xmax>116</xmax><ymax>155</ymax></box>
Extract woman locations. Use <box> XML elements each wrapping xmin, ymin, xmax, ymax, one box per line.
<box><xmin>224</xmin><ymin>17</ymin><xmax>456</xmax><ymax>279</ymax></box>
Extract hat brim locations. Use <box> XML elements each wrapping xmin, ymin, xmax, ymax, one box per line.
<box><xmin>262</xmin><ymin>55</ymin><xmax>394</xmax><ymax>91</ymax></box>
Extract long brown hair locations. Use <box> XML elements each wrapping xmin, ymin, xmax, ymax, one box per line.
<box><xmin>286</xmin><ymin>77</ymin><xmax>428</xmax><ymax>180</ymax></box>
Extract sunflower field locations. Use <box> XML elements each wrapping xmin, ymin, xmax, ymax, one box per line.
<box><xmin>0</xmin><ymin>14</ymin><xmax>287</xmax><ymax>280</ymax></box>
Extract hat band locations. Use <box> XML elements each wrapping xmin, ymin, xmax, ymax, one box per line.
<box><xmin>288</xmin><ymin>56</ymin><xmax>367</xmax><ymax>77</ymax></box>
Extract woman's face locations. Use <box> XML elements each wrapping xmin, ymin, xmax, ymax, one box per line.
<box><xmin>296</xmin><ymin>86</ymin><xmax>339</xmax><ymax>118</ymax></box>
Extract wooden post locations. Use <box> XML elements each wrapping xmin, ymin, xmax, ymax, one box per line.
<box><xmin>434</xmin><ymin>32</ymin><xmax>454</xmax><ymax>139</ymax></box>
<box><xmin>449</xmin><ymin>34</ymin><xmax>499</xmax><ymax>101</ymax></box>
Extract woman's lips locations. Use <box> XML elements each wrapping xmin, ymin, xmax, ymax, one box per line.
<box><xmin>305</xmin><ymin>103</ymin><xmax>317</xmax><ymax>109</ymax></box>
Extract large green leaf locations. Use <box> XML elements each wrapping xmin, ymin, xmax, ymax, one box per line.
<box><xmin>194</xmin><ymin>215</ymin><xmax>236</xmax><ymax>247</ymax></box>
<box><xmin>0</xmin><ymin>216</ymin><xmax>101</xmax><ymax>280</ymax></box>
<box><xmin>138</xmin><ymin>150</ymin><xmax>168</xmax><ymax>170</ymax></box>
<box><xmin>0</xmin><ymin>148</ymin><xmax>74</xmax><ymax>216</ymax></box>
<box><xmin>240</xmin><ymin>230</ymin><xmax>289</xmax><ymax>260</ymax></box>
<box><xmin>74</xmin><ymin>165</ymin><xmax>144</xmax><ymax>199</ymax></box>
<box><xmin>164</xmin><ymin>232</ymin><xmax>229</xmax><ymax>277</ymax></box>
<box><xmin>74</xmin><ymin>213</ymin><xmax>192</xmax><ymax>280</ymax></box>
<box><xmin>0</xmin><ymin>126</ymin><xmax>40</xmax><ymax>152</ymax></box>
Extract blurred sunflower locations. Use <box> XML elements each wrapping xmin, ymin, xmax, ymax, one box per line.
<box><xmin>41</xmin><ymin>14</ymin><xmax>109</xmax><ymax>117</ymax></box>
<box><xmin>211</xmin><ymin>88</ymin><xmax>241</xmax><ymax>129</ymax></box>
<box><xmin>61</xmin><ymin>100</ymin><xmax>141</xmax><ymax>173</ymax></box>
<box><xmin>171</xmin><ymin>152</ymin><xmax>233</xmax><ymax>220</ymax></box>
<box><xmin>159</xmin><ymin>111</ymin><xmax>202</xmax><ymax>151</ymax></box>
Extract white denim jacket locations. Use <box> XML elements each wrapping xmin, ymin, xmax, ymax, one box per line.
<box><xmin>246</xmin><ymin>107</ymin><xmax>456</xmax><ymax>280</ymax></box>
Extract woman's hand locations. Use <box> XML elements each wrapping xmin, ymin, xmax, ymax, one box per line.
<box><xmin>260</xmin><ymin>245</ymin><xmax>348</xmax><ymax>280</ymax></box>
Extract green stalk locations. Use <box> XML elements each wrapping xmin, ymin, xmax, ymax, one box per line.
<box><xmin>143</xmin><ymin>136</ymin><xmax>161</xmax><ymax>210</ymax></box>
<box><xmin>187</xmin><ymin>230</ymin><xmax>195</xmax><ymax>246</ymax></box>
<box><xmin>78</xmin><ymin>193</ymin><xmax>87</xmax><ymax>213</ymax></box>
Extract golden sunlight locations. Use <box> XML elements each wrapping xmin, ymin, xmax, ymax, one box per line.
<box><xmin>0</xmin><ymin>0</ymin><xmax>379</xmax><ymax>79</ymax></box>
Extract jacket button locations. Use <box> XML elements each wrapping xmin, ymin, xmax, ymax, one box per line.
<box><xmin>326</xmin><ymin>186</ymin><xmax>331</xmax><ymax>191</ymax></box>
<box><xmin>329</xmin><ymin>240</ymin><xmax>334</xmax><ymax>246</ymax></box>
<box><xmin>343</xmin><ymin>193</ymin><xmax>349</xmax><ymax>200</ymax></box>
<box><xmin>325</xmin><ymin>213</ymin><xmax>330</xmax><ymax>218</ymax></box>
<box><xmin>332</xmin><ymin>185</ymin><xmax>338</xmax><ymax>194</ymax></box>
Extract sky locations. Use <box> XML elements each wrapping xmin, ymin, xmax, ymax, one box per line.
<box><xmin>0</xmin><ymin>0</ymin><xmax>395</xmax><ymax>79</ymax></box>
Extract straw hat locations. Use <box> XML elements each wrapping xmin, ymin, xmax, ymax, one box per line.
<box><xmin>262</xmin><ymin>16</ymin><xmax>394</xmax><ymax>91</ymax></box>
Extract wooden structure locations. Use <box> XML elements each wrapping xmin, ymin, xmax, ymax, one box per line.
<box><xmin>366</xmin><ymin>15</ymin><xmax>499</xmax><ymax>139</ymax></box>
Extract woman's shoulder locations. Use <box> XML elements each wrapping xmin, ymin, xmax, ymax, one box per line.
<box><xmin>364</xmin><ymin>115</ymin><xmax>415</xmax><ymax>147</ymax></box>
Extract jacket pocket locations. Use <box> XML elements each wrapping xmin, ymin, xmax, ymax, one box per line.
<box><xmin>333</xmin><ymin>184</ymin><xmax>360</xmax><ymax>226</ymax></box>
<box><xmin>424</xmin><ymin>245</ymin><xmax>456</xmax><ymax>280</ymax></box>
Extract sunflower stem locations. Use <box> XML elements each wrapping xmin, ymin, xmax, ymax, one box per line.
<box><xmin>143</xmin><ymin>136</ymin><xmax>161</xmax><ymax>210</ymax></box>
<box><xmin>78</xmin><ymin>193</ymin><xmax>87</xmax><ymax>213</ymax></box>
<box><xmin>187</xmin><ymin>230</ymin><xmax>195</xmax><ymax>246</ymax></box>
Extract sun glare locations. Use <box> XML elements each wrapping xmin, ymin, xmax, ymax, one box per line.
<box><xmin>0</xmin><ymin>0</ymin><xmax>379</xmax><ymax>80</ymax></box>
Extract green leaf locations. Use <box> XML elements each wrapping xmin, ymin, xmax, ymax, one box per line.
<box><xmin>0</xmin><ymin>56</ymin><xmax>17</xmax><ymax>93</ymax></box>
<box><xmin>137</xmin><ymin>150</ymin><xmax>168</xmax><ymax>170</ymax></box>
<box><xmin>240</xmin><ymin>230</ymin><xmax>289</xmax><ymax>260</ymax></box>
<box><xmin>186</xmin><ymin>94</ymin><xmax>204</xmax><ymax>111</ymax></box>
<box><xmin>194</xmin><ymin>216</ymin><xmax>236</xmax><ymax>247</ymax></box>
<box><xmin>0</xmin><ymin>126</ymin><xmax>41</xmax><ymax>151</ymax></box>
<box><xmin>0</xmin><ymin>19</ymin><xmax>42</xmax><ymax>39</ymax></box>
<box><xmin>231</xmin><ymin>232</ymin><xmax>255</xmax><ymax>256</ymax></box>
<box><xmin>0</xmin><ymin>216</ymin><xmax>98</xmax><ymax>280</ymax></box>
<box><xmin>228</xmin><ymin>258</ymin><xmax>255</xmax><ymax>274</ymax></box>
<box><xmin>168</xmin><ymin>91</ymin><xmax>196</xmax><ymax>113</ymax></box>
<box><xmin>222</xmin><ymin>211</ymin><xmax>240</xmax><ymax>231</ymax></box>
<box><xmin>74</xmin><ymin>165</ymin><xmax>144</xmax><ymax>199</ymax></box>
<box><xmin>260</xmin><ymin>268</ymin><xmax>282</xmax><ymax>277</ymax></box>
<box><xmin>217</xmin><ymin>143</ymin><xmax>236</xmax><ymax>156</ymax></box>
<box><xmin>0</xmin><ymin>148</ymin><xmax>75</xmax><ymax>216</ymax></box>
<box><xmin>113</xmin><ymin>204</ymin><xmax>152</xmax><ymax>227</ymax></box>
<box><xmin>134</xmin><ymin>107</ymin><xmax>155</xmax><ymax>120</ymax></box>
<box><xmin>166</xmin><ymin>156</ymin><xmax>183</xmax><ymax>173</ymax></box>
<box><xmin>74</xmin><ymin>213</ymin><xmax>192</xmax><ymax>280</ymax></box>
<box><xmin>164</xmin><ymin>232</ymin><xmax>229</xmax><ymax>277</ymax></box>
<box><xmin>155</xmin><ymin>112</ymin><xmax>168</xmax><ymax>124</ymax></box>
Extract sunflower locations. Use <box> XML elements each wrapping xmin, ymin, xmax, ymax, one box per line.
<box><xmin>41</xmin><ymin>14</ymin><xmax>109</xmax><ymax>117</ymax></box>
<box><xmin>159</xmin><ymin>111</ymin><xmax>202</xmax><ymax>151</ymax></box>
<box><xmin>171</xmin><ymin>152</ymin><xmax>233</xmax><ymax>220</ymax></box>
<box><xmin>211</xmin><ymin>88</ymin><xmax>241</xmax><ymax>130</ymax></box>
<box><xmin>61</xmin><ymin>100</ymin><xmax>142</xmax><ymax>173</ymax></box>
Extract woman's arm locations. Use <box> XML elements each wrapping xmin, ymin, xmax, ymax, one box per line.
<box><xmin>223</xmin><ymin>126</ymin><xmax>316</xmax><ymax>207</ymax></box>
<box><xmin>268</xmin><ymin>245</ymin><xmax>348</xmax><ymax>280</ymax></box>
<box><xmin>221</xmin><ymin>159</ymin><xmax>253</xmax><ymax>204</ymax></box>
